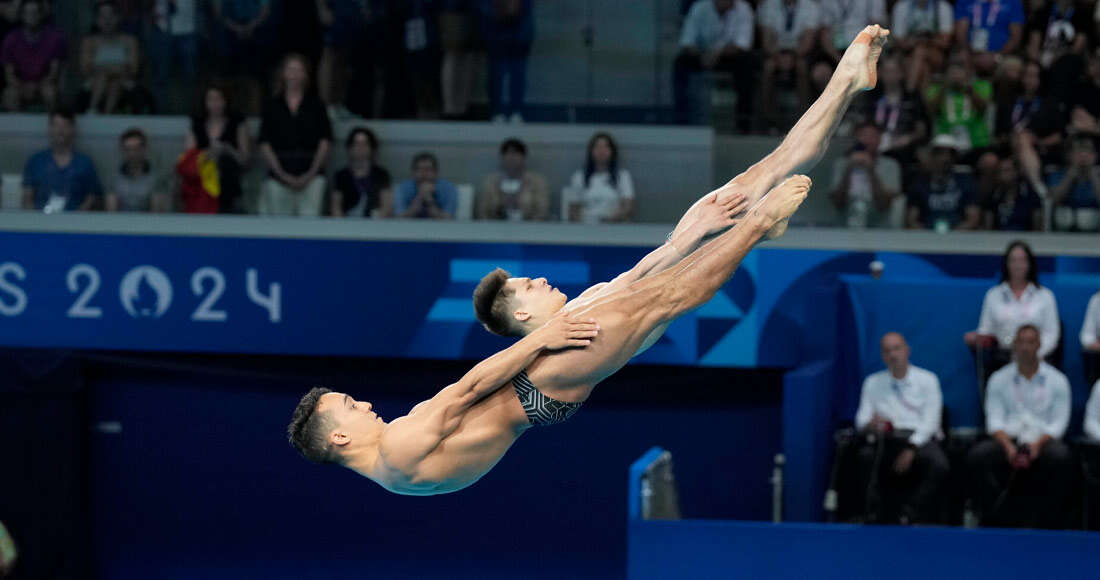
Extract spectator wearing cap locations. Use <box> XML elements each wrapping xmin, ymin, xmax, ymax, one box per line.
<box><xmin>967</xmin><ymin>324</ymin><xmax>1073</xmax><ymax>528</ymax></box>
<box><xmin>106</xmin><ymin>128</ymin><xmax>171</xmax><ymax>212</ymax></box>
<box><xmin>477</xmin><ymin>138</ymin><xmax>549</xmax><ymax>221</ymax></box>
<box><xmin>906</xmin><ymin>134</ymin><xmax>981</xmax><ymax>230</ymax></box>
<box><xmin>853</xmin><ymin>332</ymin><xmax>949</xmax><ymax>524</ymax></box>
<box><xmin>330</xmin><ymin>127</ymin><xmax>392</xmax><ymax>218</ymax></box>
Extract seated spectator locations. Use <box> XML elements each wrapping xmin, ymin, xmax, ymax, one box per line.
<box><xmin>258</xmin><ymin>54</ymin><xmax>333</xmax><ymax>217</ymax></box>
<box><xmin>78</xmin><ymin>1</ymin><xmax>142</xmax><ymax>115</ymax></box>
<box><xmin>149</xmin><ymin>0</ymin><xmax>198</xmax><ymax>113</ymax></box>
<box><xmin>973</xmin><ymin>151</ymin><xmax>1001</xmax><ymax>206</ymax></box>
<box><xmin>187</xmin><ymin>85</ymin><xmax>251</xmax><ymax>214</ymax></box>
<box><xmin>331</xmin><ymin>127</ymin><xmax>392</xmax><ymax>218</ymax></box>
<box><xmin>906</xmin><ymin>135</ymin><xmax>981</xmax><ymax>230</ymax></box>
<box><xmin>757</xmin><ymin>0</ymin><xmax>820</xmax><ymax>127</ymax></box>
<box><xmin>829</xmin><ymin>122</ymin><xmax>902</xmax><ymax>228</ymax></box>
<box><xmin>853</xmin><ymin>332</ymin><xmax>949</xmax><ymax>524</ymax></box>
<box><xmin>967</xmin><ymin>324</ymin><xmax>1073</xmax><ymax>528</ymax></box>
<box><xmin>1088</xmin><ymin>377</ymin><xmax>1100</xmax><ymax>441</ymax></box>
<box><xmin>213</xmin><ymin>0</ymin><xmax>272</xmax><ymax>114</ymax></box>
<box><xmin>864</xmin><ymin>55</ymin><xmax>927</xmax><ymax>166</ymax></box>
<box><xmin>568</xmin><ymin>132</ymin><xmax>635</xmax><ymax>224</ymax></box>
<box><xmin>1</xmin><ymin>0</ymin><xmax>64</xmax><ymax>111</ymax></box>
<box><xmin>817</xmin><ymin>0</ymin><xmax>885</xmax><ymax>85</ymax></box>
<box><xmin>954</xmin><ymin>0</ymin><xmax>1025</xmax><ymax>76</ymax></box>
<box><xmin>1047</xmin><ymin>135</ymin><xmax>1100</xmax><ymax>231</ymax></box>
<box><xmin>21</xmin><ymin>109</ymin><xmax>103</xmax><ymax>212</ymax></box>
<box><xmin>478</xmin><ymin>0</ymin><xmax>533</xmax><ymax>123</ymax></box>
<box><xmin>1068</xmin><ymin>47</ymin><xmax>1100</xmax><ymax>142</ymax></box>
<box><xmin>1026</xmin><ymin>0</ymin><xmax>1093</xmax><ymax>98</ymax></box>
<box><xmin>673</xmin><ymin>0</ymin><xmax>756</xmax><ymax>130</ymax></box>
<box><xmin>394</xmin><ymin>152</ymin><xmax>457</xmax><ymax>219</ymax></box>
<box><xmin>965</xmin><ymin>241</ymin><xmax>1060</xmax><ymax>375</ymax></box>
<box><xmin>106</xmin><ymin>128</ymin><xmax>170</xmax><ymax>212</ymax></box>
<box><xmin>1083</xmin><ymin>287</ymin><xmax>1100</xmax><ymax>386</ymax></box>
<box><xmin>984</xmin><ymin>157</ymin><xmax>1043</xmax><ymax>231</ymax></box>
<box><xmin>477</xmin><ymin>137</ymin><xmax>549</xmax><ymax>221</ymax></box>
<box><xmin>891</xmin><ymin>0</ymin><xmax>954</xmax><ymax>90</ymax></box>
<box><xmin>923</xmin><ymin>53</ymin><xmax>993</xmax><ymax>156</ymax></box>
<box><xmin>1006</xmin><ymin>62</ymin><xmax>1068</xmax><ymax>194</ymax></box>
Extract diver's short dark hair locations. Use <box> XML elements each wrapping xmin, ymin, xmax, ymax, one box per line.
<box><xmin>287</xmin><ymin>387</ymin><xmax>340</xmax><ymax>464</ymax></box>
<box><xmin>473</xmin><ymin>268</ymin><xmax>522</xmax><ymax>337</ymax></box>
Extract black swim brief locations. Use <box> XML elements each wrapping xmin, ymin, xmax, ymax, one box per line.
<box><xmin>511</xmin><ymin>370</ymin><xmax>582</xmax><ymax>426</ymax></box>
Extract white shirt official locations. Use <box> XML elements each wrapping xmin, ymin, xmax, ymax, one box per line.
<box><xmin>985</xmin><ymin>362</ymin><xmax>1071</xmax><ymax>445</ymax></box>
<box><xmin>1086</xmin><ymin>379</ymin><xmax>1100</xmax><ymax>440</ymax></box>
<box><xmin>1080</xmin><ymin>292</ymin><xmax>1100</xmax><ymax>349</ymax></box>
<box><xmin>976</xmin><ymin>282</ymin><xmax>1061</xmax><ymax>359</ymax></box>
<box><xmin>855</xmin><ymin>365</ymin><xmax>943</xmax><ymax>446</ymax></box>
<box><xmin>680</xmin><ymin>0</ymin><xmax>756</xmax><ymax>52</ymax></box>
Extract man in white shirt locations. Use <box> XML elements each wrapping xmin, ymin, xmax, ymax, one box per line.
<box><xmin>1086</xmin><ymin>378</ymin><xmax>1100</xmax><ymax>440</ymax></box>
<box><xmin>1082</xmin><ymin>290</ymin><xmax>1100</xmax><ymax>386</ymax></box>
<box><xmin>819</xmin><ymin>0</ymin><xmax>887</xmax><ymax>64</ymax></box>
<box><xmin>966</xmin><ymin>324</ymin><xmax>1074</xmax><ymax>528</ymax></box>
<box><xmin>673</xmin><ymin>0</ymin><xmax>758</xmax><ymax>131</ymax></box>
<box><xmin>758</xmin><ymin>0</ymin><xmax>820</xmax><ymax>127</ymax></box>
<box><xmin>853</xmin><ymin>332</ymin><xmax>949</xmax><ymax>523</ymax></box>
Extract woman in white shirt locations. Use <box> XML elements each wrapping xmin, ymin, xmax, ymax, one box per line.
<box><xmin>567</xmin><ymin>132</ymin><xmax>635</xmax><ymax>224</ymax></box>
<box><xmin>1083</xmin><ymin>289</ymin><xmax>1100</xmax><ymax>387</ymax></box>
<box><xmin>964</xmin><ymin>241</ymin><xmax>1061</xmax><ymax>371</ymax></box>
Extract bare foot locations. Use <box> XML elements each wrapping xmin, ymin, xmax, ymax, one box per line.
<box><xmin>754</xmin><ymin>175</ymin><xmax>811</xmax><ymax>238</ymax></box>
<box><xmin>836</xmin><ymin>25</ymin><xmax>889</xmax><ymax>92</ymax></box>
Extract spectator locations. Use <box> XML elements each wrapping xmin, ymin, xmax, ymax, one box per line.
<box><xmin>186</xmin><ymin>85</ymin><xmax>252</xmax><ymax>214</ymax></box>
<box><xmin>891</xmin><ymin>0</ymin><xmax>953</xmax><ymax>90</ymax></box>
<box><xmin>965</xmin><ymin>240</ymin><xmax>1060</xmax><ymax>370</ymax></box>
<box><xmin>1047</xmin><ymin>135</ymin><xmax>1100</xmax><ymax>231</ymax></box>
<box><xmin>923</xmin><ymin>52</ymin><xmax>993</xmax><ymax>156</ymax></box>
<box><xmin>1069</xmin><ymin>47</ymin><xmax>1100</xmax><ymax>142</ymax></box>
<box><xmin>106</xmin><ymin>128</ymin><xmax>170</xmax><ymax>212</ymax></box>
<box><xmin>476</xmin><ymin>137</ymin><xmax>549</xmax><ymax>221</ymax></box>
<box><xmin>966</xmin><ymin>324</ymin><xmax>1073</xmax><ymax>528</ymax></box>
<box><xmin>973</xmin><ymin>150</ymin><xmax>1001</xmax><ymax>207</ymax></box>
<box><xmin>316</xmin><ymin>0</ymin><xmax>372</xmax><ymax>112</ymax></box>
<box><xmin>864</xmin><ymin>54</ymin><xmax>928</xmax><ymax>165</ymax></box>
<box><xmin>1026</xmin><ymin>0</ymin><xmax>1093</xmax><ymax>97</ymax></box>
<box><xmin>21</xmin><ymin>109</ymin><xmax>103</xmax><ymax>212</ymax></box>
<box><xmin>757</xmin><ymin>0</ymin><xmax>820</xmax><ymax>126</ymax></box>
<box><xmin>1084</xmin><ymin>288</ymin><xmax>1100</xmax><ymax>353</ymax></box>
<box><xmin>257</xmin><ymin>54</ymin><xmax>333</xmax><ymax>217</ymax></box>
<box><xmin>480</xmin><ymin>0</ymin><xmax>534</xmax><ymax>123</ymax></box>
<box><xmin>1087</xmin><ymin>376</ymin><xmax>1100</xmax><ymax>440</ymax></box>
<box><xmin>0</xmin><ymin>518</ymin><xmax>15</xmax><ymax>578</ymax></box>
<box><xmin>818</xmin><ymin>0</ymin><xmax>885</xmax><ymax>73</ymax></box>
<box><xmin>394</xmin><ymin>151</ymin><xmax>457</xmax><ymax>219</ymax></box>
<box><xmin>78</xmin><ymin>1</ymin><xmax>142</xmax><ymax>115</ymax></box>
<box><xmin>439</xmin><ymin>0</ymin><xmax>475</xmax><ymax>120</ymax></box>
<box><xmin>984</xmin><ymin>157</ymin><xmax>1044</xmax><ymax>230</ymax></box>
<box><xmin>1</xmin><ymin>0</ymin><xmax>63</xmax><ymax>111</ymax></box>
<box><xmin>673</xmin><ymin>0</ymin><xmax>756</xmax><ymax>130</ymax></box>
<box><xmin>829</xmin><ymin>122</ymin><xmax>902</xmax><ymax>227</ymax></box>
<box><xmin>213</xmin><ymin>0</ymin><xmax>272</xmax><ymax>114</ymax></box>
<box><xmin>567</xmin><ymin>132</ymin><xmax>635</xmax><ymax>224</ymax></box>
<box><xmin>149</xmin><ymin>0</ymin><xmax>198</xmax><ymax>113</ymax></box>
<box><xmin>330</xmin><ymin>126</ymin><xmax>393</xmax><ymax>218</ymax></box>
<box><xmin>997</xmin><ymin>61</ymin><xmax>1066</xmax><ymax>177</ymax></box>
<box><xmin>384</xmin><ymin>0</ymin><xmax>441</xmax><ymax>119</ymax></box>
<box><xmin>906</xmin><ymin>134</ymin><xmax>981</xmax><ymax>230</ymax></box>
<box><xmin>954</xmin><ymin>0</ymin><xmax>1025</xmax><ymax>76</ymax></box>
<box><xmin>854</xmin><ymin>332</ymin><xmax>948</xmax><ymax>524</ymax></box>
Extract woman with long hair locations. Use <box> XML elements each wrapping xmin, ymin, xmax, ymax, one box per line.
<box><xmin>567</xmin><ymin>132</ymin><xmax>635</xmax><ymax>223</ymax></box>
<box><xmin>185</xmin><ymin>84</ymin><xmax>252</xmax><ymax>213</ymax></box>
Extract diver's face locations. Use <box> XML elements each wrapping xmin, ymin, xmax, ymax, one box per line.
<box><xmin>505</xmin><ymin>277</ymin><xmax>567</xmax><ymax>326</ymax></box>
<box><xmin>317</xmin><ymin>392</ymin><xmax>385</xmax><ymax>447</ymax></box>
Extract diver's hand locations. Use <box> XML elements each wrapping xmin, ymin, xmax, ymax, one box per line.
<box><xmin>537</xmin><ymin>313</ymin><xmax>600</xmax><ymax>350</ymax></box>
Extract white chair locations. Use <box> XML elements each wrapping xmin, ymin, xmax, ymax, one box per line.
<box><xmin>455</xmin><ymin>183</ymin><xmax>474</xmax><ymax>221</ymax></box>
<box><xmin>1</xmin><ymin>174</ymin><xmax>22</xmax><ymax>210</ymax></box>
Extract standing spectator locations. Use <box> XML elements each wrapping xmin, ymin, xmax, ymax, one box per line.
<box><xmin>477</xmin><ymin>137</ymin><xmax>549</xmax><ymax>221</ymax></box>
<box><xmin>78</xmin><ymin>1</ymin><xmax>141</xmax><ymax>115</ymax></box>
<box><xmin>923</xmin><ymin>52</ymin><xmax>993</xmax><ymax>156</ymax></box>
<box><xmin>480</xmin><ymin>0</ymin><xmax>533</xmax><ymax>123</ymax></box>
<box><xmin>853</xmin><ymin>332</ymin><xmax>949</xmax><ymax>524</ymax></box>
<box><xmin>757</xmin><ymin>0</ymin><xmax>820</xmax><ymax>126</ymax></box>
<box><xmin>967</xmin><ymin>324</ymin><xmax>1073</xmax><ymax>528</ymax></box>
<box><xmin>316</xmin><ymin>0</ymin><xmax>372</xmax><ymax>111</ymax></box>
<box><xmin>384</xmin><ymin>0</ymin><xmax>441</xmax><ymax>119</ymax></box>
<box><xmin>394</xmin><ymin>152</ymin><xmax>457</xmax><ymax>219</ymax></box>
<box><xmin>149</xmin><ymin>0</ymin><xmax>199</xmax><ymax>113</ymax></box>
<box><xmin>965</xmin><ymin>240</ymin><xmax>1060</xmax><ymax>370</ymax></box>
<box><xmin>1026</xmin><ymin>0</ymin><xmax>1094</xmax><ymax>98</ymax></box>
<box><xmin>865</xmin><ymin>54</ymin><xmax>928</xmax><ymax>166</ymax></box>
<box><xmin>1</xmin><ymin>0</ymin><xmax>64</xmax><ymax>111</ymax></box>
<box><xmin>567</xmin><ymin>132</ymin><xmax>635</xmax><ymax>224</ymax></box>
<box><xmin>829</xmin><ymin>122</ymin><xmax>902</xmax><ymax>228</ymax></box>
<box><xmin>1086</xmin><ymin>376</ymin><xmax>1100</xmax><ymax>440</ymax></box>
<box><xmin>906</xmin><ymin>135</ymin><xmax>981</xmax><ymax>230</ymax></box>
<box><xmin>954</xmin><ymin>0</ymin><xmax>1025</xmax><ymax>76</ymax></box>
<box><xmin>818</xmin><ymin>0</ymin><xmax>885</xmax><ymax>70</ymax></box>
<box><xmin>673</xmin><ymin>0</ymin><xmax>756</xmax><ymax>130</ymax></box>
<box><xmin>439</xmin><ymin>0</ymin><xmax>475</xmax><ymax>120</ymax></box>
<box><xmin>984</xmin><ymin>157</ymin><xmax>1044</xmax><ymax>230</ymax></box>
<box><xmin>214</xmin><ymin>0</ymin><xmax>272</xmax><ymax>114</ymax></box>
<box><xmin>21</xmin><ymin>110</ymin><xmax>103</xmax><ymax>212</ymax></box>
<box><xmin>257</xmin><ymin>54</ymin><xmax>333</xmax><ymax>217</ymax></box>
<box><xmin>330</xmin><ymin>126</ymin><xmax>393</xmax><ymax>218</ymax></box>
<box><xmin>106</xmin><ymin>128</ymin><xmax>170</xmax><ymax>212</ymax></box>
<box><xmin>891</xmin><ymin>0</ymin><xmax>954</xmax><ymax>90</ymax></box>
<box><xmin>186</xmin><ymin>85</ymin><xmax>252</xmax><ymax>214</ymax></box>
<box><xmin>1047</xmin><ymin>135</ymin><xmax>1100</xmax><ymax>231</ymax></box>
